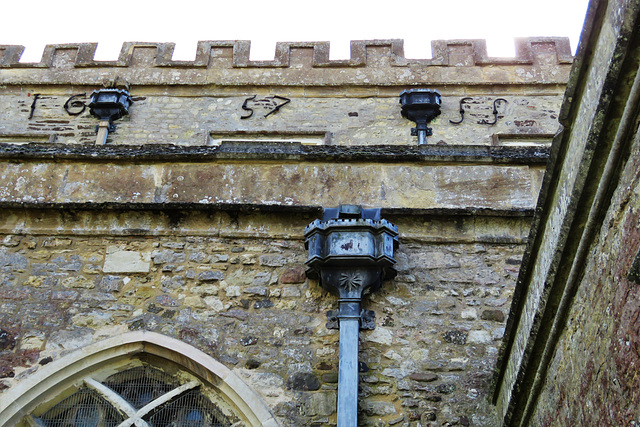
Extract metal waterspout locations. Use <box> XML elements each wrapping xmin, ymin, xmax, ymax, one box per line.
<box><xmin>304</xmin><ymin>205</ymin><xmax>398</xmax><ymax>426</ymax></box>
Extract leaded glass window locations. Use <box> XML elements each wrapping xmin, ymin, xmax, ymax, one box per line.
<box><xmin>34</xmin><ymin>366</ymin><xmax>231</xmax><ymax>427</ymax></box>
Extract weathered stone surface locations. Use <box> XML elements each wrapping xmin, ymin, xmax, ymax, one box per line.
<box><xmin>481</xmin><ymin>309</ymin><xmax>506</xmax><ymax>322</ymax></box>
<box><xmin>468</xmin><ymin>330</ymin><xmax>492</xmax><ymax>344</ymax></box>
<box><xmin>436</xmin><ymin>383</ymin><xmax>456</xmax><ymax>394</ymax></box>
<box><xmin>281</xmin><ymin>286</ymin><xmax>301</xmax><ymax>298</ymax></box>
<box><xmin>98</xmin><ymin>276</ymin><xmax>124</xmax><ymax>293</ymax></box>
<box><xmin>286</xmin><ymin>372</ymin><xmax>320</xmax><ymax>391</ymax></box>
<box><xmin>197</xmin><ymin>270</ymin><xmax>224</xmax><ymax>282</ymax></box>
<box><xmin>219</xmin><ymin>309</ymin><xmax>248</xmax><ymax>321</ymax></box>
<box><xmin>259</xmin><ymin>255</ymin><xmax>286</xmax><ymax>267</ymax></box>
<box><xmin>443</xmin><ymin>330</ymin><xmax>468</xmax><ymax>345</ymax></box>
<box><xmin>307</xmin><ymin>392</ymin><xmax>337</xmax><ymax>417</ymax></box>
<box><xmin>461</xmin><ymin>308</ymin><xmax>478</xmax><ymax>320</ymax></box>
<box><xmin>0</xmin><ymin>235</ymin><xmax>522</xmax><ymax>425</ymax></box>
<box><xmin>103</xmin><ymin>250</ymin><xmax>150</xmax><ymax>273</ymax></box>
<box><xmin>45</xmin><ymin>329</ymin><xmax>92</xmax><ymax>352</ymax></box>
<box><xmin>280</xmin><ymin>267</ymin><xmax>306</xmax><ymax>284</ymax></box>
<box><xmin>61</xmin><ymin>276</ymin><xmax>95</xmax><ymax>289</ymax></box>
<box><xmin>243</xmin><ymin>286</ymin><xmax>267</xmax><ymax>296</ymax></box>
<box><xmin>0</xmin><ymin>249</ymin><xmax>27</xmax><ymax>271</ymax></box>
<box><xmin>321</xmin><ymin>372</ymin><xmax>338</xmax><ymax>383</ymax></box>
<box><xmin>252</xmin><ymin>272</ymin><xmax>271</xmax><ymax>286</ymax></box>
<box><xmin>156</xmin><ymin>295</ymin><xmax>179</xmax><ymax>307</ymax></box>
<box><xmin>409</xmin><ymin>372</ymin><xmax>438</xmax><ymax>382</ymax></box>
<box><xmin>0</xmin><ymin>35</ymin><xmax>573</xmax><ymax>427</ymax></box>
<box><xmin>0</xmin><ymin>159</ymin><xmax>545</xmax><ymax>212</ymax></box>
<box><xmin>240</xmin><ymin>336</ymin><xmax>258</xmax><ymax>346</ymax></box>
<box><xmin>364</xmin><ymin>327</ymin><xmax>394</xmax><ymax>346</ymax></box>
<box><xmin>253</xmin><ymin>299</ymin><xmax>274</xmax><ymax>309</ymax></box>
<box><xmin>151</xmin><ymin>250</ymin><xmax>185</xmax><ymax>265</ymax></box>
<box><xmin>422</xmin><ymin>411</ymin><xmax>437</xmax><ymax>422</ymax></box>
<box><xmin>362</xmin><ymin>400</ymin><xmax>397</xmax><ymax>416</ymax></box>
<box><xmin>0</xmin><ymin>329</ymin><xmax>15</xmax><ymax>351</ymax></box>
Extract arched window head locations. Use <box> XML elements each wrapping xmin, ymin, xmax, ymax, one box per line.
<box><xmin>0</xmin><ymin>332</ymin><xmax>279</xmax><ymax>427</ymax></box>
<box><xmin>31</xmin><ymin>364</ymin><xmax>233</xmax><ymax>427</ymax></box>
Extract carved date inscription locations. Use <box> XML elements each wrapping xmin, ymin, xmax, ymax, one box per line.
<box><xmin>241</xmin><ymin>95</ymin><xmax>291</xmax><ymax>119</ymax></box>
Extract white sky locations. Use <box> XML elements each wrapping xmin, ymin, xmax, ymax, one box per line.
<box><xmin>2</xmin><ymin>0</ymin><xmax>590</xmax><ymax>62</ymax></box>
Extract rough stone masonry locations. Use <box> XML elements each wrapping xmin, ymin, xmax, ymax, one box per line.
<box><xmin>0</xmin><ymin>38</ymin><xmax>571</xmax><ymax>426</ymax></box>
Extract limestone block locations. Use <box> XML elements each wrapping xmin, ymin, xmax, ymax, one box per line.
<box><xmin>364</xmin><ymin>327</ymin><xmax>393</xmax><ymax>346</ymax></box>
<box><xmin>72</xmin><ymin>311</ymin><xmax>113</xmax><ymax>328</ymax></box>
<box><xmin>203</xmin><ymin>297</ymin><xmax>225</xmax><ymax>312</ymax></box>
<box><xmin>467</xmin><ymin>330</ymin><xmax>492</xmax><ymax>344</ymax></box>
<box><xmin>45</xmin><ymin>329</ymin><xmax>92</xmax><ymax>352</ymax></box>
<box><xmin>307</xmin><ymin>392</ymin><xmax>337</xmax><ymax>417</ymax></box>
<box><xmin>183</xmin><ymin>296</ymin><xmax>206</xmax><ymax>309</ymax></box>
<box><xmin>19</xmin><ymin>331</ymin><xmax>45</xmax><ymax>350</ymax></box>
<box><xmin>61</xmin><ymin>276</ymin><xmax>95</xmax><ymax>289</ymax></box>
<box><xmin>103</xmin><ymin>249</ymin><xmax>150</xmax><ymax>273</ymax></box>
<box><xmin>225</xmin><ymin>286</ymin><xmax>241</xmax><ymax>297</ymax></box>
<box><xmin>0</xmin><ymin>160</ymin><xmax>540</xmax><ymax>211</ymax></box>
<box><xmin>461</xmin><ymin>308</ymin><xmax>478</xmax><ymax>320</ymax></box>
<box><xmin>281</xmin><ymin>286</ymin><xmax>301</xmax><ymax>298</ymax></box>
<box><xmin>362</xmin><ymin>400</ymin><xmax>397</xmax><ymax>416</ymax></box>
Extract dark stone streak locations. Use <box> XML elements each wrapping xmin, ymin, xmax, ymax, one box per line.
<box><xmin>0</xmin><ymin>142</ymin><xmax>550</xmax><ymax>164</ymax></box>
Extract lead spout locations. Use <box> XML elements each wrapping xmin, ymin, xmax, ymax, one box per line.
<box><xmin>304</xmin><ymin>205</ymin><xmax>398</xmax><ymax>426</ymax></box>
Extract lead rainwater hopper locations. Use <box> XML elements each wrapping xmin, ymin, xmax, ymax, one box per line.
<box><xmin>400</xmin><ymin>89</ymin><xmax>442</xmax><ymax>145</ymax></box>
<box><xmin>88</xmin><ymin>88</ymin><xmax>133</xmax><ymax>144</ymax></box>
<box><xmin>305</xmin><ymin>205</ymin><xmax>398</xmax><ymax>426</ymax></box>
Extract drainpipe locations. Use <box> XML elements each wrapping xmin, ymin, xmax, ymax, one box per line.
<box><xmin>305</xmin><ymin>205</ymin><xmax>398</xmax><ymax>426</ymax></box>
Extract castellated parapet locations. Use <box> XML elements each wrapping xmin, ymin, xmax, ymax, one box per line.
<box><xmin>0</xmin><ymin>38</ymin><xmax>571</xmax><ymax>148</ymax></box>
<box><xmin>0</xmin><ymin>38</ymin><xmax>572</xmax><ymax>86</ymax></box>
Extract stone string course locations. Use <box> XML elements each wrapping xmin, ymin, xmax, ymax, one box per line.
<box><xmin>0</xmin><ymin>224</ymin><xmax>521</xmax><ymax>426</ymax></box>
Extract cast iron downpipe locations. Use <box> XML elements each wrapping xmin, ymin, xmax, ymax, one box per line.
<box><xmin>305</xmin><ymin>205</ymin><xmax>398</xmax><ymax>426</ymax></box>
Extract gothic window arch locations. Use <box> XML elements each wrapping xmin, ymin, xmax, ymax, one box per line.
<box><xmin>32</xmin><ymin>362</ymin><xmax>232</xmax><ymax>426</ymax></box>
<box><xmin>0</xmin><ymin>332</ymin><xmax>280</xmax><ymax>427</ymax></box>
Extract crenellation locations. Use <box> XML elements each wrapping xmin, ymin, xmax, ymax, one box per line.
<box><xmin>514</xmin><ymin>37</ymin><xmax>573</xmax><ymax>65</ymax></box>
<box><xmin>43</xmin><ymin>43</ymin><xmax>99</xmax><ymax>69</ymax></box>
<box><xmin>0</xmin><ymin>38</ymin><xmax>572</xmax><ymax>70</ymax></box>
<box><xmin>0</xmin><ymin>45</ymin><xmax>25</xmax><ymax>67</ymax></box>
<box><xmin>430</xmin><ymin>39</ymin><xmax>488</xmax><ymax>67</ymax></box>
<box><xmin>0</xmin><ymin>39</ymin><xmax>573</xmax><ymax>92</ymax></box>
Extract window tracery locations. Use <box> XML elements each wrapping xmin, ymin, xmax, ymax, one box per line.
<box><xmin>33</xmin><ymin>365</ymin><xmax>231</xmax><ymax>427</ymax></box>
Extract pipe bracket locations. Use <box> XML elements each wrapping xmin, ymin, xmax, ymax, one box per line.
<box><xmin>326</xmin><ymin>309</ymin><xmax>376</xmax><ymax>330</ymax></box>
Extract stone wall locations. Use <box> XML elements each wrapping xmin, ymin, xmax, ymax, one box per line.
<box><xmin>0</xmin><ymin>212</ymin><xmax>526</xmax><ymax>426</ymax></box>
<box><xmin>0</xmin><ymin>90</ymin><xmax>564</xmax><ymax>147</ymax></box>
<box><xmin>492</xmin><ymin>0</ymin><xmax>640</xmax><ymax>425</ymax></box>
<box><xmin>0</xmin><ymin>37</ymin><xmax>572</xmax><ymax>426</ymax></box>
<box><xmin>0</xmin><ymin>38</ymin><xmax>570</xmax><ymax>147</ymax></box>
<box><xmin>527</xmin><ymin>101</ymin><xmax>640</xmax><ymax>426</ymax></box>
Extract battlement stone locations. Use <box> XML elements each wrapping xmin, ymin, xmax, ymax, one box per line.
<box><xmin>0</xmin><ymin>38</ymin><xmax>572</xmax><ymax>68</ymax></box>
<box><xmin>0</xmin><ymin>38</ymin><xmax>573</xmax><ymax>87</ymax></box>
